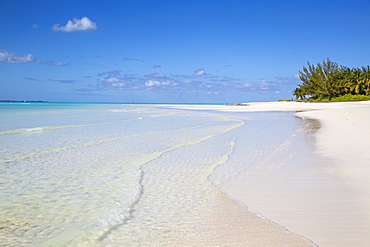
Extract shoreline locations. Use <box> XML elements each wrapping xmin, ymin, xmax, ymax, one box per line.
<box><xmin>165</xmin><ymin>101</ymin><xmax>370</xmax><ymax>246</ymax></box>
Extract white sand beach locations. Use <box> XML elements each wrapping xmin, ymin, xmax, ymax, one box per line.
<box><xmin>168</xmin><ymin>101</ymin><xmax>370</xmax><ymax>246</ymax></box>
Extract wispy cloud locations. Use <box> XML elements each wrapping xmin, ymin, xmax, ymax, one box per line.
<box><xmin>31</xmin><ymin>24</ymin><xmax>40</xmax><ymax>29</ymax></box>
<box><xmin>98</xmin><ymin>70</ymin><xmax>121</xmax><ymax>77</ymax></box>
<box><xmin>101</xmin><ymin>77</ymin><xmax>119</xmax><ymax>83</ymax></box>
<box><xmin>275</xmin><ymin>76</ymin><xmax>290</xmax><ymax>81</ymax></box>
<box><xmin>123</xmin><ymin>57</ymin><xmax>144</xmax><ymax>62</ymax></box>
<box><xmin>152</xmin><ymin>64</ymin><xmax>162</xmax><ymax>68</ymax></box>
<box><xmin>145</xmin><ymin>72</ymin><xmax>167</xmax><ymax>78</ymax></box>
<box><xmin>50</xmin><ymin>79</ymin><xmax>77</xmax><ymax>84</ymax></box>
<box><xmin>0</xmin><ymin>49</ymin><xmax>66</xmax><ymax>66</ymax></box>
<box><xmin>24</xmin><ymin>77</ymin><xmax>41</xmax><ymax>81</ymax></box>
<box><xmin>96</xmin><ymin>77</ymin><xmax>126</xmax><ymax>89</ymax></box>
<box><xmin>274</xmin><ymin>75</ymin><xmax>300</xmax><ymax>83</ymax></box>
<box><xmin>258</xmin><ymin>81</ymin><xmax>277</xmax><ymax>90</ymax></box>
<box><xmin>73</xmin><ymin>88</ymin><xmax>95</xmax><ymax>92</ymax></box>
<box><xmin>33</xmin><ymin>59</ymin><xmax>66</xmax><ymax>66</ymax></box>
<box><xmin>52</xmin><ymin>17</ymin><xmax>97</xmax><ymax>32</ymax></box>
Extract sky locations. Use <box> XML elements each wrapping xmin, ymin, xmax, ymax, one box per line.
<box><xmin>1</xmin><ymin>0</ymin><xmax>370</xmax><ymax>103</ymax></box>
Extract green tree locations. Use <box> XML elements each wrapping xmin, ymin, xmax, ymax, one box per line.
<box><xmin>294</xmin><ymin>58</ymin><xmax>370</xmax><ymax>100</ymax></box>
<box><xmin>297</xmin><ymin>58</ymin><xmax>342</xmax><ymax>99</ymax></box>
<box><xmin>358</xmin><ymin>66</ymin><xmax>370</xmax><ymax>95</ymax></box>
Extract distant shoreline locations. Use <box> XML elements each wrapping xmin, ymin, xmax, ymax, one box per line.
<box><xmin>0</xmin><ymin>100</ymin><xmax>227</xmax><ymax>104</ymax></box>
<box><xmin>0</xmin><ymin>100</ymin><xmax>48</xmax><ymax>103</ymax></box>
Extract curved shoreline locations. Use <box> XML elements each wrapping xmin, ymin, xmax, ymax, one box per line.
<box><xmin>165</xmin><ymin>101</ymin><xmax>370</xmax><ymax>246</ymax></box>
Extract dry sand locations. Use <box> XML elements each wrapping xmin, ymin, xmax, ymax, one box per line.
<box><xmin>167</xmin><ymin>101</ymin><xmax>370</xmax><ymax>246</ymax></box>
<box><xmin>295</xmin><ymin>102</ymin><xmax>370</xmax><ymax>246</ymax></box>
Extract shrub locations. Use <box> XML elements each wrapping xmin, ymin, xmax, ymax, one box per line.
<box><xmin>330</xmin><ymin>94</ymin><xmax>370</xmax><ymax>102</ymax></box>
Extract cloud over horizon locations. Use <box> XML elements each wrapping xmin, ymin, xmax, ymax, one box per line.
<box><xmin>76</xmin><ymin>68</ymin><xmax>294</xmax><ymax>98</ymax></box>
<box><xmin>0</xmin><ymin>49</ymin><xmax>66</xmax><ymax>66</ymax></box>
<box><xmin>52</xmin><ymin>17</ymin><xmax>97</xmax><ymax>32</ymax></box>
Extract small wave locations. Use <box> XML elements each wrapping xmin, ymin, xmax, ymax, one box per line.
<box><xmin>0</xmin><ymin>124</ymin><xmax>87</xmax><ymax>135</ymax></box>
<box><xmin>0</xmin><ymin>117</ymin><xmax>148</xmax><ymax>135</ymax></box>
<box><xmin>0</xmin><ymin>136</ymin><xmax>122</xmax><ymax>164</ymax></box>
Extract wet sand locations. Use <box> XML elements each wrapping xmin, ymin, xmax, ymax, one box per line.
<box><xmin>169</xmin><ymin>101</ymin><xmax>370</xmax><ymax>246</ymax></box>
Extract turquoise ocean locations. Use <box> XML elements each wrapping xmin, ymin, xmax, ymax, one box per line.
<box><xmin>0</xmin><ymin>102</ymin><xmax>310</xmax><ymax>246</ymax></box>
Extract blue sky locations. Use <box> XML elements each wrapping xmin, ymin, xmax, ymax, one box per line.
<box><xmin>1</xmin><ymin>0</ymin><xmax>370</xmax><ymax>103</ymax></box>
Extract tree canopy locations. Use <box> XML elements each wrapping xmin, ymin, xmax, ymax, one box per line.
<box><xmin>294</xmin><ymin>58</ymin><xmax>370</xmax><ymax>100</ymax></box>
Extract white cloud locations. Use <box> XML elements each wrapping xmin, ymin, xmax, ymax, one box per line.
<box><xmin>145</xmin><ymin>72</ymin><xmax>166</xmax><ymax>78</ymax></box>
<box><xmin>236</xmin><ymin>83</ymin><xmax>252</xmax><ymax>88</ymax></box>
<box><xmin>112</xmin><ymin>82</ymin><xmax>125</xmax><ymax>87</ymax></box>
<box><xmin>0</xmin><ymin>49</ymin><xmax>33</xmax><ymax>63</ymax></box>
<box><xmin>106</xmin><ymin>78</ymin><xmax>119</xmax><ymax>83</ymax></box>
<box><xmin>145</xmin><ymin>80</ymin><xmax>161</xmax><ymax>87</ymax></box>
<box><xmin>145</xmin><ymin>80</ymin><xmax>171</xmax><ymax>87</ymax></box>
<box><xmin>258</xmin><ymin>81</ymin><xmax>277</xmax><ymax>90</ymax></box>
<box><xmin>32</xmin><ymin>24</ymin><xmax>40</xmax><ymax>29</ymax></box>
<box><xmin>98</xmin><ymin>77</ymin><xmax>121</xmax><ymax>84</ymax></box>
<box><xmin>52</xmin><ymin>17</ymin><xmax>97</xmax><ymax>32</ymax></box>
<box><xmin>97</xmin><ymin>77</ymin><xmax>127</xmax><ymax>89</ymax></box>
<box><xmin>0</xmin><ymin>49</ymin><xmax>65</xmax><ymax>66</ymax></box>
<box><xmin>193</xmin><ymin>68</ymin><xmax>205</xmax><ymax>75</ymax></box>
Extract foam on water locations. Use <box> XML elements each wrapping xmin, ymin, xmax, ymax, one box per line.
<box><xmin>0</xmin><ymin>103</ymin><xmax>314</xmax><ymax>246</ymax></box>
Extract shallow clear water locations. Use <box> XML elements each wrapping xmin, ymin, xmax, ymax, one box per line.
<box><xmin>0</xmin><ymin>103</ymin><xmax>312</xmax><ymax>246</ymax></box>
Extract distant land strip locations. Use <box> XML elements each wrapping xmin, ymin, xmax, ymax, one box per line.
<box><xmin>0</xmin><ymin>100</ymin><xmax>48</xmax><ymax>102</ymax></box>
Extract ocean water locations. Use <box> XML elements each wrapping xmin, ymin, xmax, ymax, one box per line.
<box><xmin>0</xmin><ymin>103</ymin><xmax>312</xmax><ymax>246</ymax></box>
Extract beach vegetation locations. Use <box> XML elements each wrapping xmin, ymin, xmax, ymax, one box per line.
<box><xmin>294</xmin><ymin>58</ymin><xmax>370</xmax><ymax>101</ymax></box>
<box><xmin>330</xmin><ymin>94</ymin><xmax>370</xmax><ymax>102</ymax></box>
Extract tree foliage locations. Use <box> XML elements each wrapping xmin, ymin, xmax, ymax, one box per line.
<box><xmin>294</xmin><ymin>58</ymin><xmax>370</xmax><ymax>100</ymax></box>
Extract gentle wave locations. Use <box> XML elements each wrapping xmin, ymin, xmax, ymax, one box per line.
<box><xmin>0</xmin><ymin>136</ymin><xmax>119</xmax><ymax>164</ymax></box>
